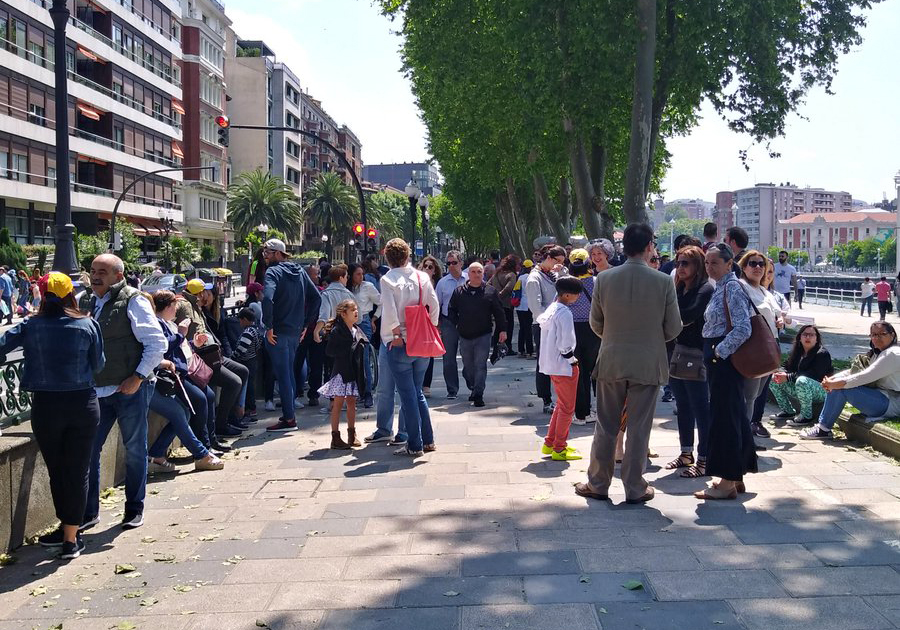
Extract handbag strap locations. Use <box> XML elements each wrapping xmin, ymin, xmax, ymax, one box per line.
<box><xmin>416</xmin><ymin>271</ymin><xmax>423</xmax><ymax>307</ymax></box>
<box><xmin>723</xmin><ymin>280</ymin><xmax>761</xmax><ymax>333</ymax></box>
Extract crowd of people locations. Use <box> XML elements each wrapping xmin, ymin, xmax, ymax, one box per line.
<box><xmin>3</xmin><ymin>220</ymin><xmax>899</xmax><ymax>560</ymax></box>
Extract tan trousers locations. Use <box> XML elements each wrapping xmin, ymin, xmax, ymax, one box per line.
<box><xmin>586</xmin><ymin>380</ymin><xmax>659</xmax><ymax>501</ymax></box>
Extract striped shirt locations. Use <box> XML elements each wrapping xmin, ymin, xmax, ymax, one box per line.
<box><xmin>232</xmin><ymin>326</ymin><xmax>262</xmax><ymax>362</ymax></box>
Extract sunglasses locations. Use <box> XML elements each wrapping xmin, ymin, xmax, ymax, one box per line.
<box><xmin>423</xmin><ymin>265</ymin><xmax>434</xmax><ymax>270</ymax></box>
<box><xmin>745</xmin><ymin>260</ymin><xmax>766</xmax><ymax>268</ymax></box>
<box><xmin>676</xmin><ymin>260</ymin><xmax>693</xmax><ymax>267</ymax></box>
<box><xmin>447</xmin><ymin>260</ymin><xmax>459</xmax><ymax>266</ymax></box>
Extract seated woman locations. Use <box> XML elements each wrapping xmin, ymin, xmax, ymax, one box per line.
<box><xmin>769</xmin><ymin>325</ymin><xmax>833</xmax><ymax>426</ymax></box>
<box><xmin>802</xmin><ymin>321</ymin><xmax>900</xmax><ymax>439</ymax></box>
<box><xmin>147</xmin><ymin>291</ymin><xmax>224</xmax><ymax>472</ymax></box>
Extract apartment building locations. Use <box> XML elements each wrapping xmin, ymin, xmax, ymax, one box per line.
<box><xmin>712</xmin><ymin>191</ymin><xmax>736</xmax><ymax>236</ymax></box>
<box><xmin>730</xmin><ymin>183</ymin><xmax>853</xmax><ymax>251</ymax></box>
<box><xmin>363</xmin><ymin>161</ymin><xmax>441</xmax><ymax>196</ymax></box>
<box><xmin>777</xmin><ymin>210</ymin><xmax>896</xmax><ymax>263</ymax></box>
<box><xmin>178</xmin><ymin>0</ymin><xmax>230</xmax><ymax>260</ymax></box>
<box><xmin>0</xmin><ymin>0</ymin><xmax>184</xmax><ymax>253</ymax></box>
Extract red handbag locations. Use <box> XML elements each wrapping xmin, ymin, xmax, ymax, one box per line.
<box><xmin>404</xmin><ymin>273</ymin><xmax>446</xmax><ymax>358</ymax></box>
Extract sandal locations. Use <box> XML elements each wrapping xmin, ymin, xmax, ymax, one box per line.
<box><xmin>680</xmin><ymin>461</ymin><xmax>707</xmax><ymax>478</ymax></box>
<box><xmin>665</xmin><ymin>452</ymin><xmax>694</xmax><ymax>470</ymax></box>
<box><xmin>694</xmin><ymin>484</ymin><xmax>737</xmax><ymax>500</ymax></box>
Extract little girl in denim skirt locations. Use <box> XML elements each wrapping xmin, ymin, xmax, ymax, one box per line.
<box><xmin>319</xmin><ymin>299</ymin><xmax>369</xmax><ymax>449</ymax></box>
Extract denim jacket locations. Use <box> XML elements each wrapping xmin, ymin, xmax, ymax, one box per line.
<box><xmin>0</xmin><ymin>315</ymin><xmax>105</xmax><ymax>391</ymax></box>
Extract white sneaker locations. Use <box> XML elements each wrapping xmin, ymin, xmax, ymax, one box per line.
<box><xmin>319</xmin><ymin>405</ymin><xmax>331</xmax><ymax>414</ymax></box>
<box><xmin>294</xmin><ymin>397</ymin><xmax>305</xmax><ymax>409</ymax></box>
<box><xmin>264</xmin><ymin>400</ymin><xmax>276</xmax><ymax>412</ymax></box>
<box><xmin>572</xmin><ymin>416</ymin><xmax>587</xmax><ymax>426</ymax></box>
<box><xmin>584</xmin><ymin>416</ymin><xmax>596</xmax><ymax>424</ymax></box>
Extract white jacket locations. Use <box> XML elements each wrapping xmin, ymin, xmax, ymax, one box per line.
<box><xmin>537</xmin><ymin>301</ymin><xmax>577</xmax><ymax>377</ymax></box>
<box><xmin>352</xmin><ymin>280</ymin><xmax>381</xmax><ymax>318</ymax></box>
<box><xmin>379</xmin><ymin>264</ymin><xmax>440</xmax><ymax>344</ymax></box>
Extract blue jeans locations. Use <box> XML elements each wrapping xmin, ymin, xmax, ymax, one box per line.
<box><xmin>183</xmin><ymin>378</ymin><xmax>216</xmax><ymax>448</ymax></box>
<box><xmin>360</xmin><ymin>316</ymin><xmax>374</xmax><ymax>396</ymax></box>
<box><xmin>375</xmin><ymin>342</ymin><xmax>406</xmax><ymax>439</ymax></box>
<box><xmin>85</xmin><ymin>380</ymin><xmax>155</xmax><ymax>520</ymax></box>
<box><xmin>861</xmin><ymin>295</ymin><xmax>874</xmax><ymax>316</ymax></box>
<box><xmin>236</xmin><ymin>357</ymin><xmax>258</xmax><ymax>411</ymax></box>
<box><xmin>267</xmin><ymin>333</ymin><xmax>298</xmax><ymax>420</ymax></box>
<box><xmin>818</xmin><ymin>386</ymin><xmax>889</xmax><ymax>430</ymax></box>
<box><xmin>385</xmin><ymin>345</ymin><xmax>433</xmax><ymax>451</ymax></box>
<box><xmin>439</xmin><ymin>316</ymin><xmax>461</xmax><ymax>396</ymax></box>
<box><xmin>148</xmin><ymin>390</ymin><xmax>209</xmax><ymax>460</ymax></box>
<box><xmin>459</xmin><ymin>332</ymin><xmax>491</xmax><ymax>397</ymax></box>
<box><xmin>669</xmin><ymin>376</ymin><xmax>712</xmax><ymax>458</ymax></box>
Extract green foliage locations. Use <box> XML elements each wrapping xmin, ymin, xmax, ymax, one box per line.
<box><xmin>831</xmin><ymin>237</ymin><xmax>894</xmax><ymax>271</ymax></box>
<box><xmin>304</xmin><ymin>172</ymin><xmax>359</xmax><ymax>257</ymax></box>
<box><xmin>0</xmin><ymin>228</ymin><xmax>26</xmax><ymax>270</ymax></box>
<box><xmin>664</xmin><ymin>205</ymin><xmax>688</xmax><ymax>222</ymax></box>
<box><xmin>159</xmin><ymin>237</ymin><xmax>199</xmax><ymax>272</ymax></box>
<box><xmin>227</xmin><ymin>169</ymin><xmax>304</xmax><ymax>241</ymax></box>
<box><xmin>766</xmin><ymin>247</ymin><xmax>809</xmax><ymax>267</ymax></box>
<box><xmin>297</xmin><ymin>250</ymin><xmax>325</xmax><ymax>261</ymax></box>
<box><xmin>22</xmin><ymin>244</ymin><xmax>53</xmax><ymax>272</ymax></box>
<box><xmin>236</xmin><ymin>46</ymin><xmax>261</xmax><ymax>57</ymax></box>
<box><xmin>655</xmin><ymin>219</ymin><xmax>707</xmax><ymax>252</ymax></box>
<box><xmin>199</xmin><ymin>245</ymin><xmax>217</xmax><ymax>262</ymax></box>
<box><xmin>75</xmin><ymin>223</ymin><xmax>142</xmax><ymax>271</ymax></box>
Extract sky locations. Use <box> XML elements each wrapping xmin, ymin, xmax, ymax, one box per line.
<box><xmin>225</xmin><ymin>0</ymin><xmax>899</xmax><ymax>205</ymax></box>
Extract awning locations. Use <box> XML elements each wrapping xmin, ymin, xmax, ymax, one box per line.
<box><xmin>77</xmin><ymin>46</ymin><xmax>100</xmax><ymax>62</ymax></box>
<box><xmin>141</xmin><ymin>224</ymin><xmax>161</xmax><ymax>236</ymax></box>
<box><xmin>86</xmin><ymin>0</ymin><xmax>108</xmax><ymax>13</ymax></box>
<box><xmin>76</xmin><ymin>103</ymin><xmax>101</xmax><ymax>121</ymax></box>
<box><xmin>130</xmin><ymin>224</ymin><xmax>147</xmax><ymax>236</ymax></box>
<box><xmin>171</xmin><ymin>101</ymin><xmax>186</xmax><ymax>116</ymax></box>
<box><xmin>77</xmin><ymin>155</ymin><xmax>107</xmax><ymax>166</ymax></box>
<box><xmin>171</xmin><ymin>142</ymin><xmax>184</xmax><ymax>159</ymax></box>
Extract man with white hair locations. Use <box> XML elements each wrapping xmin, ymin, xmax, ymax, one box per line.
<box><xmin>448</xmin><ymin>261</ymin><xmax>506</xmax><ymax>407</ymax></box>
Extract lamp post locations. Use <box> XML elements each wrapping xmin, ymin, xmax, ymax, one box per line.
<box><xmin>321</xmin><ymin>234</ymin><xmax>329</xmax><ymax>260</ymax></box>
<box><xmin>418</xmin><ymin>193</ymin><xmax>430</xmax><ymax>257</ymax></box>
<box><xmin>49</xmin><ymin>0</ymin><xmax>77</xmax><ymax>273</ymax></box>
<box><xmin>405</xmin><ymin>176</ymin><xmax>421</xmax><ymax>258</ymax></box>
<box><xmin>668</xmin><ymin>218</ymin><xmax>676</xmax><ymax>254</ymax></box>
<box><xmin>159</xmin><ymin>208</ymin><xmax>174</xmax><ymax>271</ymax></box>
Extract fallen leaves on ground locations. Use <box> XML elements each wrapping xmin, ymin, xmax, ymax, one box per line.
<box><xmin>114</xmin><ymin>564</ymin><xmax>136</xmax><ymax>574</ymax></box>
<box><xmin>442</xmin><ymin>590</ymin><xmax>460</xmax><ymax>597</ymax></box>
<box><xmin>29</xmin><ymin>585</ymin><xmax>47</xmax><ymax>596</ymax></box>
<box><xmin>622</xmin><ymin>580</ymin><xmax>644</xmax><ymax>590</ymax></box>
<box><xmin>123</xmin><ymin>590</ymin><xmax>145</xmax><ymax>599</ymax></box>
<box><xmin>139</xmin><ymin>596</ymin><xmax>158</xmax><ymax>607</ymax></box>
<box><xmin>0</xmin><ymin>552</ymin><xmax>16</xmax><ymax>565</ymax></box>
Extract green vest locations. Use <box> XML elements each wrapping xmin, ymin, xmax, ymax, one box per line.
<box><xmin>91</xmin><ymin>280</ymin><xmax>145</xmax><ymax>387</ymax></box>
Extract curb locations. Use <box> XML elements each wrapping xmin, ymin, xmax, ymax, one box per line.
<box><xmin>837</xmin><ymin>412</ymin><xmax>900</xmax><ymax>460</ymax></box>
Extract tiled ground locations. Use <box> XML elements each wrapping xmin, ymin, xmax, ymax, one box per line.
<box><xmin>1</xmin><ymin>355</ymin><xmax>899</xmax><ymax>630</ymax></box>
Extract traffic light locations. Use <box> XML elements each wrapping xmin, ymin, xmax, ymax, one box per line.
<box><xmin>353</xmin><ymin>223</ymin><xmax>364</xmax><ymax>237</ymax></box>
<box><xmin>366</xmin><ymin>227</ymin><xmax>378</xmax><ymax>250</ymax></box>
<box><xmin>215</xmin><ymin>115</ymin><xmax>230</xmax><ymax>147</ymax></box>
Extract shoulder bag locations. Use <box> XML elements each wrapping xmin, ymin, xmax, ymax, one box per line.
<box><xmin>724</xmin><ymin>282</ymin><xmax>781</xmax><ymax>378</ymax></box>
<box><xmin>405</xmin><ymin>273</ymin><xmax>446</xmax><ymax>358</ymax></box>
<box><xmin>196</xmin><ymin>342</ymin><xmax>224</xmax><ymax>372</ymax></box>
<box><xmin>669</xmin><ymin>338</ymin><xmax>706</xmax><ymax>381</ymax></box>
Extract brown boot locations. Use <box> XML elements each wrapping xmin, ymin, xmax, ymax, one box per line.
<box><xmin>331</xmin><ymin>431</ymin><xmax>350</xmax><ymax>450</ymax></box>
<box><xmin>347</xmin><ymin>428</ymin><xmax>361</xmax><ymax>447</ymax></box>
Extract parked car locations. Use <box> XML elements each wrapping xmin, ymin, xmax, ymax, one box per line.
<box><xmin>142</xmin><ymin>273</ymin><xmax>187</xmax><ymax>294</ymax></box>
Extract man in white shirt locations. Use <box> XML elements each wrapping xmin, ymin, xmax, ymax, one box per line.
<box><xmin>860</xmin><ymin>277</ymin><xmax>875</xmax><ymax>317</ymax></box>
<box><xmin>83</xmin><ymin>254</ymin><xmax>167</xmax><ymax>531</ymax></box>
<box><xmin>773</xmin><ymin>251</ymin><xmax>797</xmax><ymax>304</ymax></box>
<box><xmin>434</xmin><ymin>250</ymin><xmax>467</xmax><ymax>398</ymax></box>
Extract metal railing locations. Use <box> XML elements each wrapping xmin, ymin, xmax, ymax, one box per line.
<box><xmin>0</xmin><ymin>358</ymin><xmax>32</xmax><ymax>429</ymax></box>
<box><xmin>801</xmin><ymin>286</ymin><xmax>863</xmax><ymax>309</ymax></box>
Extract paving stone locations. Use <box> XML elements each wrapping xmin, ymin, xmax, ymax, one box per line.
<box><xmin>835</xmin><ymin>519</ymin><xmax>900</xmax><ymax>540</ymax></box>
<box><xmin>804</xmin><ymin>540</ymin><xmax>900</xmax><ymax>566</ymax></box>
<box><xmin>648</xmin><ymin>569</ymin><xmax>789</xmax><ymax>601</ymax></box>
<box><xmin>343</xmin><ymin>554</ymin><xmax>461</xmax><ymax>579</ymax></box>
<box><xmin>321</xmin><ymin>607</ymin><xmax>460</xmax><ymax>630</ymax></box>
<box><xmin>102</xmin><ymin>559</ymin><xmax>237</xmax><ymax>589</ymax></box>
<box><xmin>459</xmin><ymin>603</ymin><xmax>600</xmax><ymax>630</ymax></box>
<box><xmin>187</xmin><ymin>610</ymin><xmax>325</xmax><ymax>630</ymax></box>
<box><xmin>268</xmin><ymin>579</ymin><xmax>399</xmax><ymax>610</ymax></box>
<box><xmin>523</xmin><ymin>572</ymin><xmax>652</xmax><ymax>604</ymax></box>
<box><xmin>577</xmin><ymin>546</ymin><xmax>702</xmax><ymax>572</ymax></box>
<box><xmin>772</xmin><ymin>566</ymin><xmax>900</xmax><ymax>596</ymax></box>
<box><xmin>363</xmin><ymin>514</ymin><xmax>473</xmax><ymax>535</ymax></box>
<box><xmin>730</xmin><ymin>522</ymin><xmax>851</xmax><ymax>544</ymax></box>
<box><xmin>691</xmin><ymin>544</ymin><xmax>824</xmax><ymax>569</ymax></box>
<box><xmin>339</xmin><ymin>475</ymin><xmax>427</xmax><ymax>490</ymax></box>
<box><xmin>259</xmin><ymin>517</ymin><xmax>369</xmax><ymax>538</ymax></box>
<box><xmin>396</xmin><ymin>576</ymin><xmax>525</xmax><ymax>607</ymax></box>
<box><xmin>516</xmin><ymin>527</ymin><xmax>628</xmax><ymax>552</ymax></box>
<box><xmin>320</xmin><ymin>500</ymin><xmax>421</xmax><ymax>518</ymax></box>
<box><xmin>625</xmin><ymin>524</ymin><xmax>742</xmax><ymax>547</ymax></box>
<box><xmin>408</xmin><ymin>531</ymin><xmax>517</xmax><ymax>555</ymax></box>
<box><xmin>223</xmin><ymin>557</ymin><xmax>347</xmax><ymax>583</ymax></box>
<box><xmin>865</xmin><ymin>595</ymin><xmax>900</xmax><ymax>627</ymax></box>
<box><xmin>730</xmin><ymin>595</ymin><xmax>894</xmax><ymax>630</ymax></box>
<box><xmin>462</xmin><ymin>551</ymin><xmax>578</xmax><ymax>576</ymax></box>
<box><xmin>813</xmin><ymin>474</ymin><xmax>900</xmax><ymax>490</ymax></box>
<box><xmin>300</xmin><ymin>533</ymin><xmax>409</xmax><ymax>557</ymax></box>
<box><xmin>375</xmin><ymin>485</ymin><xmax>466</xmax><ymax>501</ymax></box>
<box><xmin>146</xmin><ymin>582</ymin><xmax>280</xmax><ymax>614</ymax></box>
<box><xmin>594</xmin><ymin>601</ymin><xmax>744</xmax><ymax>630</ymax></box>
<box><xmin>194</xmin><ymin>537</ymin><xmax>306</xmax><ymax>560</ymax></box>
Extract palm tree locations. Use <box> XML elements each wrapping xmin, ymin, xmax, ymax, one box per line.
<box><xmin>227</xmin><ymin>169</ymin><xmax>304</xmax><ymax>241</ymax></box>
<box><xmin>304</xmin><ymin>172</ymin><xmax>359</xmax><ymax>259</ymax></box>
<box><xmin>158</xmin><ymin>237</ymin><xmax>199</xmax><ymax>272</ymax></box>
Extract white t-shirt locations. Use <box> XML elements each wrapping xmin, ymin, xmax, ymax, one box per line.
<box><xmin>739</xmin><ymin>280</ymin><xmax>781</xmax><ymax>338</ymax></box>
<box><xmin>861</xmin><ymin>281</ymin><xmax>875</xmax><ymax>299</ymax></box>
<box><xmin>773</xmin><ymin>262</ymin><xmax>796</xmax><ymax>294</ymax></box>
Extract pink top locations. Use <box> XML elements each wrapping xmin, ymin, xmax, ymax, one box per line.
<box><xmin>875</xmin><ymin>281</ymin><xmax>892</xmax><ymax>301</ymax></box>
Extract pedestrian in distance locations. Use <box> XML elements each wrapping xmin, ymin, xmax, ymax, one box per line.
<box><xmin>875</xmin><ymin>276</ymin><xmax>893</xmax><ymax>321</ymax></box>
<box><xmin>319</xmin><ymin>299</ymin><xmax>369</xmax><ymax>449</ymax></box>
<box><xmin>769</xmin><ymin>325</ymin><xmax>833</xmax><ymax>427</ymax></box>
<box><xmin>526</xmin><ymin>244</ymin><xmax>568</xmax><ymax>413</ymax></box>
<box><xmin>489</xmin><ymin>255</ymin><xmax>519</xmax><ymax>358</ymax></box>
<box><xmin>434</xmin><ymin>250</ymin><xmax>467</xmax><ymax>399</ymax></box>
<box><xmin>512</xmin><ymin>259</ymin><xmax>535</xmax><ymax>357</ymax></box>
<box><xmin>860</xmin><ymin>276</ymin><xmax>875</xmax><ymax>317</ymax></box>
<box><xmin>773</xmin><ymin>250</ymin><xmax>797</xmax><ymax>304</ymax></box>
<box><xmin>723</xmin><ymin>226</ymin><xmax>749</xmax><ymax>277</ymax></box>
<box><xmin>417</xmin><ymin>256</ymin><xmax>443</xmax><ymax>396</ymax></box>
<box><xmin>538</xmin><ymin>276</ymin><xmax>585</xmax><ymax>461</ymax></box>
<box><xmin>587</xmin><ymin>238</ymin><xmax>614</xmax><ymax>275</ymax></box>
<box><xmin>574</xmin><ymin>223</ymin><xmax>682</xmax><ymax>505</ymax></box>
<box><xmin>448</xmin><ymin>261</ymin><xmax>507</xmax><ymax>407</ymax></box>
<box><xmin>702</xmin><ymin>222</ymin><xmax>718</xmax><ymax>252</ymax></box>
<box><xmin>0</xmin><ymin>272</ymin><xmax>104</xmax><ymax>559</ymax></box>
<box><xmin>348</xmin><ymin>262</ymin><xmax>381</xmax><ymax>408</ymax></box>
<box><xmin>0</xmin><ymin>265</ymin><xmax>14</xmax><ymax>324</ymax></box>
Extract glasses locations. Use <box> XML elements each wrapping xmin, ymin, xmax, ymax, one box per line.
<box><xmin>650</xmin><ymin>257</ymin><xmax>660</xmax><ymax>263</ymax></box>
<box><xmin>676</xmin><ymin>260</ymin><xmax>693</xmax><ymax>267</ymax></box>
<box><xmin>447</xmin><ymin>260</ymin><xmax>459</xmax><ymax>266</ymax></box>
<box><xmin>800</xmin><ymin>332</ymin><xmax>817</xmax><ymax>338</ymax></box>
<box><xmin>423</xmin><ymin>264</ymin><xmax>434</xmax><ymax>270</ymax></box>
<box><xmin>745</xmin><ymin>260</ymin><xmax>766</xmax><ymax>268</ymax></box>
<box><xmin>870</xmin><ymin>332</ymin><xmax>893</xmax><ymax>338</ymax></box>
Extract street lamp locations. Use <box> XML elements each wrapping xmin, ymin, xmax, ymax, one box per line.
<box><xmin>49</xmin><ymin>0</ymin><xmax>77</xmax><ymax>273</ymax></box>
<box><xmin>669</xmin><ymin>218</ymin><xmax>676</xmax><ymax>254</ymax></box>
<box><xmin>405</xmin><ymin>175</ymin><xmax>421</xmax><ymax>258</ymax></box>
<box><xmin>418</xmin><ymin>193</ymin><xmax>430</xmax><ymax>257</ymax></box>
<box><xmin>321</xmin><ymin>234</ymin><xmax>329</xmax><ymax>259</ymax></box>
<box><xmin>158</xmin><ymin>208</ymin><xmax>174</xmax><ymax>271</ymax></box>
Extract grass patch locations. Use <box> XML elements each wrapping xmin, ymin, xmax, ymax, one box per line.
<box><xmin>886</xmin><ymin>420</ymin><xmax>900</xmax><ymax>434</ymax></box>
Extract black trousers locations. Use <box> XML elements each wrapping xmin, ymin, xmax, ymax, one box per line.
<box><xmin>31</xmin><ymin>389</ymin><xmax>100</xmax><ymax>525</ymax></box>
<box><xmin>879</xmin><ymin>300</ymin><xmax>890</xmax><ymax>320</ymax></box>
<box><xmin>210</xmin><ymin>357</ymin><xmax>248</xmax><ymax>430</ymax></box>
<box><xmin>491</xmin><ymin>307</ymin><xmax>516</xmax><ymax>350</ymax></box>
<box><xmin>573</xmin><ymin>321</ymin><xmax>600</xmax><ymax>419</ymax></box>
<box><xmin>516</xmin><ymin>310</ymin><xmax>533</xmax><ymax>354</ymax></box>
<box><xmin>532</xmin><ymin>323</ymin><xmax>552</xmax><ymax>403</ymax></box>
<box><xmin>704</xmin><ymin>339</ymin><xmax>757</xmax><ymax>481</ymax></box>
<box><xmin>299</xmin><ymin>336</ymin><xmax>326</xmax><ymax>402</ymax></box>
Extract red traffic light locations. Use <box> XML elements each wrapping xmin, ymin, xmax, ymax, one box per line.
<box><xmin>366</xmin><ymin>228</ymin><xmax>377</xmax><ymax>239</ymax></box>
<box><xmin>353</xmin><ymin>223</ymin><xmax>364</xmax><ymax>235</ymax></box>
<box><xmin>214</xmin><ymin>115</ymin><xmax>229</xmax><ymax>128</ymax></box>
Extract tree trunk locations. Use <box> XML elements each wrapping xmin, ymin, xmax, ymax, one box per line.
<box><xmin>590</xmin><ymin>142</ymin><xmax>616</xmax><ymax>240</ymax></box>
<box><xmin>500</xmin><ymin>182</ymin><xmax>530</xmax><ymax>256</ymax></box>
<box><xmin>623</xmin><ymin>0</ymin><xmax>656</xmax><ymax>226</ymax></box>
<box><xmin>643</xmin><ymin>0</ymin><xmax>678</xmax><ymax>199</ymax></box>
<box><xmin>560</xmin><ymin>177</ymin><xmax>576</xmax><ymax>233</ymax></box>
<box><xmin>532</xmin><ymin>173</ymin><xmax>569</xmax><ymax>245</ymax></box>
<box><xmin>534</xmin><ymin>186</ymin><xmax>553</xmax><ymax>236</ymax></box>
<box><xmin>495</xmin><ymin>194</ymin><xmax>514</xmax><ymax>255</ymax></box>
<box><xmin>564</xmin><ymin>120</ymin><xmax>603</xmax><ymax>239</ymax></box>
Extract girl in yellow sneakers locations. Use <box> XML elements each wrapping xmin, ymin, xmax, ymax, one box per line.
<box><xmin>537</xmin><ymin>277</ymin><xmax>584</xmax><ymax>461</ymax></box>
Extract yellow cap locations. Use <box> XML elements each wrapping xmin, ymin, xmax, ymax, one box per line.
<box><xmin>569</xmin><ymin>248</ymin><xmax>589</xmax><ymax>264</ymax></box>
<box><xmin>522</xmin><ymin>259</ymin><xmax>534</xmax><ymax>268</ymax></box>
<box><xmin>45</xmin><ymin>272</ymin><xmax>73</xmax><ymax>299</ymax></box>
<box><xmin>185</xmin><ymin>278</ymin><xmax>207</xmax><ymax>295</ymax></box>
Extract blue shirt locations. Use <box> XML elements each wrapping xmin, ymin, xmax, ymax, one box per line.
<box><xmin>0</xmin><ymin>274</ymin><xmax>12</xmax><ymax>298</ymax></box>
<box><xmin>702</xmin><ymin>273</ymin><xmax>753</xmax><ymax>358</ymax></box>
<box><xmin>435</xmin><ymin>273</ymin><xmax>467</xmax><ymax>317</ymax></box>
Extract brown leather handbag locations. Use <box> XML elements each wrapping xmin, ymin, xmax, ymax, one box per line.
<box><xmin>724</xmin><ymin>283</ymin><xmax>781</xmax><ymax>379</ymax></box>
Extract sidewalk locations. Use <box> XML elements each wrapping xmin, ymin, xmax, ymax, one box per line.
<box><xmin>1</xmin><ymin>356</ymin><xmax>899</xmax><ymax>630</ymax></box>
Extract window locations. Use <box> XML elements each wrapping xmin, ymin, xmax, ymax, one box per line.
<box><xmin>286</xmin><ymin>167</ymin><xmax>300</xmax><ymax>185</ymax></box>
<box><xmin>28</xmin><ymin>103</ymin><xmax>45</xmax><ymax>126</ymax></box>
<box><xmin>286</xmin><ymin>140</ymin><xmax>300</xmax><ymax>158</ymax></box>
<box><xmin>11</xmin><ymin>18</ymin><xmax>25</xmax><ymax>58</ymax></box>
<box><xmin>201</xmin><ymin>115</ymin><xmax>217</xmax><ymax>143</ymax></box>
<box><xmin>0</xmin><ymin>150</ymin><xmax>7</xmax><ymax>178</ymax></box>
<box><xmin>47</xmin><ymin>166</ymin><xmax>55</xmax><ymax>187</ymax></box>
<box><xmin>5</xmin><ymin>208</ymin><xmax>27</xmax><ymax>244</ymax></box>
<box><xmin>11</xmin><ymin>152</ymin><xmax>26</xmax><ymax>181</ymax></box>
<box><xmin>113</xmin><ymin>126</ymin><xmax>124</xmax><ymax>149</ymax></box>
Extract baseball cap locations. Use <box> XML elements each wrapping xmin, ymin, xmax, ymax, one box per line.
<box><xmin>522</xmin><ymin>259</ymin><xmax>534</xmax><ymax>268</ymax></box>
<box><xmin>264</xmin><ymin>239</ymin><xmax>286</xmax><ymax>253</ymax></box>
<box><xmin>247</xmin><ymin>281</ymin><xmax>263</xmax><ymax>294</ymax></box>
<box><xmin>186</xmin><ymin>278</ymin><xmax>213</xmax><ymax>295</ymax></box>
<box><xmin>569</xmin><ymin>248</ymin><xmax>589</xmax><ymax>265</ymax></box>
<box><xmin>39</xmin><ymin>272</ymin><xmax>74</xmax><ymax>299</ymax></box>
